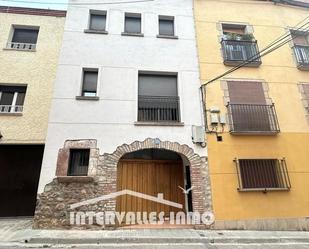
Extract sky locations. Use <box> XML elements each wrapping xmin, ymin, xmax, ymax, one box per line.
<box><xmin>0</xmin><ymin>0</ymin><xmax>68</xmax><ymax>10</ymax></box>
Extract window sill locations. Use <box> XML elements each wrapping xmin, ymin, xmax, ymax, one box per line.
<box><xmin>3</xmin><ymin>47</ymin><xmax>36</xmax><ymax>52</ymax></box>
<box><xmin>76</xmin><ymin>96</ymin><xmax>100</xmax><ymax>101</ymax></box>
<box><xmin>157</xmin><ymin>35</ymin><xmax>178</xmax><ymax>39</ymax></box>
<box><xmin>121</xmin><ymin>32</ymin><xmax>144</xmax><ymax>37</ymax></box>
<box><xmin>134</xmin><ymin>121</ymin><xmax>184</xmax><ymax>126</ymax></box>
<box><xmin>84</xmin><ymin>29</ymin><xmax>108</xmax><ymax>35</ymax></box>
<box><xmin>0</xmin><ymin>112</ymin><xmax>23</xmax><ymax>116</ymax></box>
<box><xmin>230</xmin><ymin>131</ymin><xmax>280</xmax><ymax>135</ymax></box>
<box><xmin>57</xmin><ymin>176</ymin><xmax>94</xmax><ymax>183</ymax></box>
<box><xmin>238</xmin><ymin>187</ymin><xmax>290</xmax><ymax>192</ymax></box>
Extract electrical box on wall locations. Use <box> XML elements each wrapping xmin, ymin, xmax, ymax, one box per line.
<box><xmin>219</xmin><ymin>114</ymin><xmax>227</xmax><ymax>125</ymax></box>
<box><xmin>192</xmin><ymin>126</ymin><xmax>205</xmax><ymax>143</ymax></box>
<box><xmin>210</xmin><ymin>113</ymin><xmax>219</xmax><ymax>125</ymax></box>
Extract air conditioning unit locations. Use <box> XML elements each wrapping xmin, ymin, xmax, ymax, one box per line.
<box><xmin>192</xmin><ymin>126</ymin><xmax>205</xmax><ymax>144</ymax></box>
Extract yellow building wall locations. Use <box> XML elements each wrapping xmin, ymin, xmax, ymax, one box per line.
<box><xmin>0</xmin><ymin>12</ymin><xmax>65</xmax><ymax>144</ymax></box>
<box><xmin>194</xmin><ymin>0</ymin><xmax>309</xmax><ymax>221</ymax></box>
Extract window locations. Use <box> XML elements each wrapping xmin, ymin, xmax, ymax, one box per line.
<box><xmin>89</xmin><ymin>10</ymin><xmax>106</xmax><ymax>31</ymax></box>
<box><xmin>0</xmin><ymin>85</ymin><xmax>26</xmax><ymax>113</ymax></box>
<box><xmin>68</xmin><ymin>149</ymin><xmax>90</xmax><ymax>176</ymax></box>
<box><xmin>158</xmin><ymin>16</ymin><xmax>175</xmax><ymax>36</ymax></box>
<box><xmin>124</xmin><ymin>13</ymin><xmax>141</xmax><ymax>34</ymax></box>
<box><xmin>138</xmin><ymin>73</ymin><xmax>180</xmax><ymax>122</ymax></box>
<box><xmin>8</xmin><ymin>26</ymin><xmax>39</xmax><ymax>51</ymax></box>
<box><xmin>226</xmin><ymin>81</ymin><xmax>279</xmax><ymax>134</ymax></box>
<box><xmin>81</xmin><ymin>69</ymin><xmax>98</xmax><ymax>97</ymax></box>
<box><xmin>221</xmin><ymin>23</ymin><xmax>260</xmax><ymax>66</ymax></box>
<box><xmin>235</xmin><ymin>159</ymin><xmax>291</xmax><ymax>191</ymax></box>
<box><xmin>291</xmin><ymin>30</ymin><xmax>309</xmax><ymax>70</ymax></box>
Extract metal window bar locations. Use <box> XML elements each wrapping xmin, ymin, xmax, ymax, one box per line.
<box><xmin>0</xmin><ymin>105</ymin><xmax>23</xmax><ymax>113</ymax></box>
<box><xmin>293</xmin><ymin>45</ymin><xmax>309</xmax><ymax>66</ymax></box>
<box><xmin>227</xmin><ymin>103</ymin><xmax>280</xmax><ymax>133</ymax></box>
<box><xmin>138</xmin><ymin>95</ymin><xmax>180</xmax><ymax>122</ymax></box>
<box><xmin>234</xmin><ymin>158</ymin><xmax>291</xmax><ymax>191</ymax></box>
<box><xmin>67</xmin><ymin>149</ymin><xmax>90</xmax><ymax>176</ymax></box>
<box><xmin>221</xmin><ymin>40</ymin><xmax>261</xmax><ymax>64</ymax></box>
<box><xmin>7</xmin><ymin>42</ymin><xmax>36</xmax><ymax>51</ymax></box>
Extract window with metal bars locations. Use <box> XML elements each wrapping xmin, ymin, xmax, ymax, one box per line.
<box><xmin>67</xmin><ymin>149</ymin><xmax>90</xmax><ymax>176</ymax></box>
<box><xmin>234</xmin><ymin>158</ymin><xmax>291</xmax><ymax>192</ymax></box>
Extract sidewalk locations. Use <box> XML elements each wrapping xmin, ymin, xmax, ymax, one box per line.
<box><xmin>1</xmin><ymin>218</ymin><xmax>309</xmax><ymax>246</ymax></box>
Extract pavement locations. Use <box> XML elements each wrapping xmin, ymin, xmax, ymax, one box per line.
<box><xmin>0</xmin><ymin>218</ymin><xmax>309</xmax><ymax>248</ymax></box>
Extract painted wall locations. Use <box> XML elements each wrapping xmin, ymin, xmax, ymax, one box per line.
<box><xmin>194</xmin><ymin>0</ymin><xmax>309</xmax><ymax>221</ymax></box>
<box><xmin>38</xmin><ymin>0</ymin><xmax>205</xmax><ymax>192</ymax></box>
<box><xmin>0</xmin><ymin>12</ymin><xmax>65</xmax><ymax>144</ymax></box>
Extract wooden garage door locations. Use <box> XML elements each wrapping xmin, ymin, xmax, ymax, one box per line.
<box><xmin>116</xmin><ymin>159</ymin><xmax>185</xmax><ymax>216</ymax></box>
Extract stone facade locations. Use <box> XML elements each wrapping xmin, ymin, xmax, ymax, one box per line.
<box><xmin>34</xmin><ymin>138</ymin><xmax>212</xmax><ymax>229</ymax></box>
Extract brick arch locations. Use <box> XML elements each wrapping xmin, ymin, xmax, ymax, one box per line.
<box><xmin>104</xmin><ymin>138</ymin><xmax>212</xmax><ymax>215</ymax></box>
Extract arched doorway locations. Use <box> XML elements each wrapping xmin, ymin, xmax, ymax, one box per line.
<box><xmin>116</xmin><ymin>148</ymin><xmax>192</xmax><ymax>223</ymax></box>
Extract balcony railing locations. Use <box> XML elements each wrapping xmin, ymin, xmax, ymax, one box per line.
<box><xmin>234</xmin><ymin>158</ymin><xmax>291</xmax><ymax>192</ymax></box>
<box><xmin>227</xmin><ymin>103</ymin><xmax>280</xmax><ymax>134</ymax></box>
<box><xmin>221</xmin><ymin>40</ymin><xmax>261</xmax><ymax>66</ymax></box>
<box><xmin>138</xmin><ymin>95</ymin><xmax>180</xmax><ymax>122</ymax></box>
<box><xmin>0</xmin><ymin>105</ymin><xmax>23</xmax><ymax>113</ymax></box>
<box><xmin>293</xmin><ymin>45</ymin><xmax>309</xmax><ymax>70</ymax></box>
<box><xmin>6</xmin><ymin>42</ymin><xmax>36</xmax><ymax>51</ymax></box>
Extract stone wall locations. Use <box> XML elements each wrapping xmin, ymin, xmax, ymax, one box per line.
<box><xmin>33</xmin><ymin>138</ymin><xmax>212</xmax><ymax>229</ymax></box>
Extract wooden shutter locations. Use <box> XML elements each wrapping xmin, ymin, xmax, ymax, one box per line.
<box><xmin>228</xmin><ymin>81</ymin><xmax>266</xmax><ymax>104</ymax></box>
<box><xmin>227</xmin><ymin>81</ymin><xmax>270</xmax><ymax>132</ymax></box>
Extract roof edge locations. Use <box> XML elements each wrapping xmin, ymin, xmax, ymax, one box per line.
<box><xmin>0</xmin><ymin>5</ymin><xmax>66</xmax><ymax>17</ymax></box>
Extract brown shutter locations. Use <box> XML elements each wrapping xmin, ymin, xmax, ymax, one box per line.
<box><xmin>227</xmin><ymin>81</ymin><xmax>266</xmax><ymax>104</ymax></box>
<box><xmin>293</xmin><ymin>35</ymin><xmax>309</xmax><ymax>46</ymax></box>
<box><xmin>227</xmin><ymin>81</ymin><xmax>270</xmax><ymax>132</ymax></box>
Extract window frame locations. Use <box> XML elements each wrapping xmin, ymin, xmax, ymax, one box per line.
<box><xmin>123</xmin><ymin>12</ymin><xmax>143</xmax><ymax>36</ymax></box>
<box><xmin>67</xmin><ymin>149</ymin><xmax>90</xmax><ymax>177</ymax></box>
<box><xmin>158</xmin><ymin>15</ymin><xmax>175</xmax><ymax>37</ymax></box>
<box><xmin>80</xmin><ymin>68</ymin><xmax>99</xmax><ymax>98</ymax></box>
<box><xmin>88</xmin><ymin>10</ymin><xmax>107</xmax><ymax>32</ymax></box>
<box><xmin>0</xmin><ymin>85</ymin><xmax>27</xmax><ymax>114</ymax></box>
<box><xmin>7</xmin><ymin>25</ymin><xmax>39</xmax><ymax>51</ymax></box>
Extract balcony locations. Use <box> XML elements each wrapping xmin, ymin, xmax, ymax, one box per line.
<box><xmin>293</xmin><ymin>45</ymin><xmax>309</xmax><ymax>70</ymax></box>
<box><xmin>221</xmin><ymin>40</ymin><xmax>261</xmax><ymax>67</ymax></box>
<box><xmin>234</xmin><ymin>158</ymin><xmax>291</xmax><ymax>192</ymax></box>
<box><xmin>0</xmin><ymin>105</ymin><xmax>23</xmax><ymax>114</ymax></box>
<box><xmin>138</xmin><ymin>95</ymin><xmax>180</xmax><ymax>123</ymax></box>
<box><xmin>227</xmin><ymin>103</ymin><xmax>280</xmax><ymax>135</ymax></box>
<box><xmin>6</xmin><ymin>42</ymin><xmax>36</xmax><ymax>51</ymax></box>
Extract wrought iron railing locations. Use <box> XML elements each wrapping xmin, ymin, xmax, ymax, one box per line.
<box><xmin>138</xmin><ymin>95</ymin><xmax>180</xmax><ymax>122</ymax></box>
<box><xmin>293</xmin><ymin>45</ymin><xmax>309</xmax><ymax>69</ymax></box>
<box><xmin>6</xmin><ymin>42</ymin><xmax>36</xmax><ymax>51</ymax></box>
<box><xmin>227</xmin><ymin>103</ymin><xmax>280</xmax><ymax>134</ymax></box>
<box><xmin>221</xmin><ymin>40</ymin><xmax>261</xmax><ymax>66</ymax></box>
<box><xmin>234</xmin><ymin>158</ymin><xmax>291</xmax><ymax>192</ymax></box>
<box><xmin>0</xmin><ymin>105</ymin><xmax>23</xmax><ymax>113</ymax></box>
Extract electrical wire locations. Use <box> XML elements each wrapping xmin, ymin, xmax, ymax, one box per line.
<box><xmin>0</xmin><ymin>0</ymin><xmax>154</xmax><ymax>5</ymax></box>
<box><xmin>202</xmin><ymin>16</ymin><xmax>309</xmax><ymax>86</ymax></box>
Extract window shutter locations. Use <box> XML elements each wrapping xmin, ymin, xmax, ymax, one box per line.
<box><xmin>227</xmin><ymin>81</ymin><xmax>266</xmax><ymax>104</ymax></box>
<box><xmin>90</xmin><ymin>14</ymin><xmax>106</xmax><ymax>31</ymax></box>
<box><xmin>138</xmin><ymin>75</ymin><xmax>177</xmax><ymax>96</ymax></box>
<box><xmin>83</xmin><ymin>71</ymin><xmax>98</xmax><ymax>93</ymax></box>
<box><xmin>159</xmin><ymin>19</ymin><xmax>174</xmax><ymax>36</ymax></box>
<box><xmin>0</xmin><ymin>92</ymin><xmax>14</xmax><ymax>105</ymax></box>
<box><xmin>125</xmin><ymin>16</ymin><xmax>141</xmax><ymax>33</ymax></box>
<box><xmin>12</xmin><ymin>29</ymin><xmax>39</xmax><ymax>44</ymax></box>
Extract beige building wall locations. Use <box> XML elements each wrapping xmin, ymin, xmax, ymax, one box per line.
<box><xmin>0</xmin><ymin>8</ymin><xmax>66</xmax><ymax>144</ymax></box>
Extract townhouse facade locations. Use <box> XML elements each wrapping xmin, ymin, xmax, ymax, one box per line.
<box><xmin>194</xmin><ymin>0</ymin><xmax>309</xmax><ymax>230</ymax></box>
<box><xmin>33</xmin><ymin>0</ymin><xmax>212</xmax><ymax>229</ymax></box>
<box><xmin>0</xmin><ymin>6</ymin><xmax>66</xmax><ymax>218</ymax></box>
